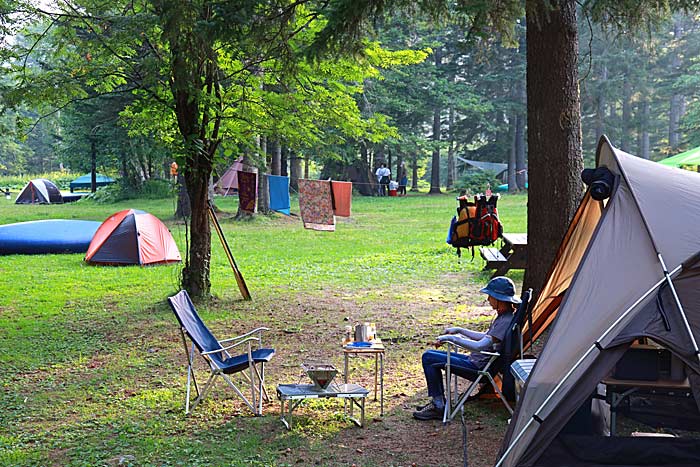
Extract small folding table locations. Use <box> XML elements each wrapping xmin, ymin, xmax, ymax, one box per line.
<box><xmin>276</xmin><ymin>383</ymin><xmax>369</xmax><ymax>429</ymax></box>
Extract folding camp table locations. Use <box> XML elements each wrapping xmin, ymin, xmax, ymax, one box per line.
<box><xmin>343</xmin><ymin>340</ymin><xmax>385</xmax><ymax>416</ymax></box>
<box><xmin>276</xmin><ymin>383</ymin><xmax>369</xmax><ymax>429</ymax></box>
<box><xmin>602</xmin><ymin>377</ymin><xmax>692</xmax><ymax>435</ymax></box>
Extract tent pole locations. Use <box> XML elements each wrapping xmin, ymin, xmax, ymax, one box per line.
<box><xmin>658</xmin><ymin>254</ymin><xmax>700</xmax><ymax>365</ymax></box>
<box><xmin>494</xmin><ymin>266</ymin><xmax>680</xmax><ymax>467</ymax></box>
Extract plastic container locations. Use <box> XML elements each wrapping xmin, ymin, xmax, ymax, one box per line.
<box><xmin>389</xmin><ymin>189</ymin><xmax>397</xmax><ymax>197</ymax></box>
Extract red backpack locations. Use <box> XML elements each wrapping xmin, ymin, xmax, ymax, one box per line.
<box><xmin>447</xmin><ymin>194</ymin><xmax>503</xmax><ymax>257</ymax></box>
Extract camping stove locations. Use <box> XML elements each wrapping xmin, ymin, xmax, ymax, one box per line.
<box><xmin>302</xmin><ymin>362</ymin><xmax>338</xmax><ymax>390</ymax></box>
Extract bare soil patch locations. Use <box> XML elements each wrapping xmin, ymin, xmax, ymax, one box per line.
<box><xmin>232</xmin><ymin>272</ymin><xmax>513</xmax><ymax>467</ymax></box>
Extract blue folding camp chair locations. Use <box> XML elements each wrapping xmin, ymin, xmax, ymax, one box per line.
<box><xmin>168</xmin><ymin>290</ymin><xmax>275</xmax><ymax>415</ymax></box>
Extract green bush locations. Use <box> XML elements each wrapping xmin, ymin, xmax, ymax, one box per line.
<box><xmin>454</xmin><ymin>169</ymin><xmax>501</xmax><ymax>195</ymax></box>
<box><xmin>81</xmin><ymin>179</ymin><xmax>175</xmax><ymax>203</ymax></box>
<box><xmin>0</xmin><ymin>171</ymin><xmax>74</xmax><ymax>191</ymax></box>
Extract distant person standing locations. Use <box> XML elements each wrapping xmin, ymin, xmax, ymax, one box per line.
<box><xmin>375</xmin><ymin>163</ymin><xmax>390</xmax><ymax>196</ymax></box>
<box><xmin>398</xmin><ymin>162</ymin><xmax>408</xmax><ymax>196</ymax></box>
<box><xmin>170</xmin><ymin>161</ymin><xmax>178</xmax><ymax>182</ymax></box>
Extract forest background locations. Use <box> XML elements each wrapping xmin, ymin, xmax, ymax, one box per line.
<box><xmin>3</xmin><ymin>8</ymin><xmax>699</xmax><ymax>190</ymax></box>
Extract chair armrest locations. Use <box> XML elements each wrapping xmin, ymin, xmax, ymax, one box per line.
<box><xmin>219</xmin><ymin>327</ymin><xmax>270</xmax><ymax>344</ymax></box>
<box><xmin>202</xmin><ymin>336</ymin><xmax>259</xmax><ymax>355</ymax></box>
<box><xmin>445</xmin><ymin>341</ymin><xmax>500</xmax><ymax>357</ymax></box>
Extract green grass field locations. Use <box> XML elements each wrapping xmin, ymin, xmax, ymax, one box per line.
<box><xmin>0</xmin><ymin>190</ymin><xmax>527</xmax><ymax>467</ymax></box>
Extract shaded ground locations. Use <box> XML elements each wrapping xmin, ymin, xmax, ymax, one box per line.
<box><xmin>221</xmin><ymin>272</ymin><xmax>513</xmax><ymax>467</ymax></box>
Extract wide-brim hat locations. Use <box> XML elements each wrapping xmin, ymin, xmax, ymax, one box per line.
<box><xmin>480</xmin><ymin>276</ymin><xmax>521</xmax><ymax>304</ymax></box>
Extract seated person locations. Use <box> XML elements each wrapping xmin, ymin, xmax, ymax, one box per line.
<box><xmin>413</xmin><ymin>276</ymin><xmax>520</xmax><ymax>421</ymax></box>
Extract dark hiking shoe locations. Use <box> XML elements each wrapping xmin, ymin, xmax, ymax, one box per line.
<box><xmin>412</xmin><ymin>401</ymin><xmax>444</xmax><ymax>421</ymax></box>
<box><xmin>415</xmin><ymin>401</ymin><xmax>431</xmax><ymax>411</ymax></box>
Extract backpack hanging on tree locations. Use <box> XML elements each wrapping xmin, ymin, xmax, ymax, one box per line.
<box><xmin>446</xmin><ymin>194</ymin><xmax>503</xmax><ymax>257</ymax></box>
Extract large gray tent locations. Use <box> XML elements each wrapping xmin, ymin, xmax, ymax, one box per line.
<box><xmin>496</xmin><ymin>137</ymin><xmax>700</xmax><ymax>467</ymax></box>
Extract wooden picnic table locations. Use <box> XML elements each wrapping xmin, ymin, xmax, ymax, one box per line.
<box><xmin>480</xmin><ymin>233</ymin><xmax>527</xmax><ymax>277</ymax></box>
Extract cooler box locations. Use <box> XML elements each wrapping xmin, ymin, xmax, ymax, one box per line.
<box><xmin>511</xmin><ymin>358</ymin><xmax>537</xmax><ymax>401</ymax></box>
<box><xmin>389</xmin><ymin>189</ymin><xmax>397</xmax><ymax>196</ymax></box>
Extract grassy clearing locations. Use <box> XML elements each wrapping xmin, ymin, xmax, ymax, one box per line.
<box><xmin>0</xmin><ymin>190</ymin><xmax>527</xmax><ymax>467</ymax></box>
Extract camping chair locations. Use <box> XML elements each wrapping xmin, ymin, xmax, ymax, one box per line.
<box><xmin>167</xmin><ymin>290</ymin><xmax>275</xmax><ymax>415</ymax></box>
<box><xmin>443</xmin><ymin>288</ymin><xmax>533</xmax><ymax>423</ymax></box>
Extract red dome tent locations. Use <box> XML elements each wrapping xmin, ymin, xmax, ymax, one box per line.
<box><xmin>85</xmin><ymin>209</ymin><xmax>181</xmax><ymax>265</ymax></box>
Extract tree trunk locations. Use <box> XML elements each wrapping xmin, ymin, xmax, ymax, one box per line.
<box><xmin>508</xmin><ymin>114</ymin><xmax>517</xmax><ymax>192</ymax></box>
<box><xmin>304</xmin><ymin>155</ymin><xmax>309</xmax><ymax>179</ymax></box>
<box><xmin>182</xmin><ymin>158</ymin><xmax>212</xmax><ymax>299</ymax></box>
<box><xmin>429</xmin><ymin>49</ymin><xmax>442</xmax><ymax>194</ymax></box>
<box><xmin>175</xmin><ymin>173</ymin><xmax>191</xmax><ymax>218</ymax></box>
<box><xmin>396</xmin><ymin>154</ymin><xmax>403</xmax><ymax>182</ymax></box>
<box><xmin>257</xmin><ymin>136</ymin><xmax>269</xmax><ymax>214</ymax></box>
<box><xmin>670</xmin><ymin>94</ymin><xmax>682</xmax><ymax>149</ymax></box>
<box><xmin>669</xmin><ymin>19</ymin><xmax>683</xmax><ymax>150</ymax></box>
<box><xmin>516</xmin><ymin>80</ymin><xmax>527</xmax><ymax>190</ymax></box>
<box><xmin>429</xmin><ymin>108</ymin><xmax>442</xmax><ymax>194</ymax></box>
<box><xmin>281</xmin><ymin>146</ymin><xmax>288</xmax><ymax>176</ymax></box>
<box><xmin>387</xmin><ymin>147</ymin><xmax>392</xmax><ymax>180</ymax></box>
<box><xmin>638</xmin><ymin>99</ymin><xmax>650</xmax><ymax>159</ymax></box>
<box><xmin>447</xmin><ymin>106</ymin><xmax>456</xmax><ymax>190</ymax></box>
<box><xmin>595</xmin><ymin>62</ymin><xmax>607</xmax><ymax>144</ymax></box>
<box><xmin>621</xmin><ymin>76</ymin><xmax>632</xmax><ymax>152</ymax></box>
<box><xmin>524</xmin><ymin>0</ymin><xmax>584</xmax><ymax>296</ymax></box>
<box><xmin>90</xmin><ymin>138</ymin><xmax>97</xmax><ymax>193</ymax></box>
<box><xmin>411</xmin><ymin>157</ymin><xmax>419</xmax><ymax>191</ymax></box>
<box><xmin>157</xmin><ymin>0</ymin><xmax>221</xmax><ymax>299</ymax></box>
<box><xmin>289</xmin><ymin>150</ymin><xmax>301</xmax><ymax>191</ymax></box>
<box><xmin>352</xmin><ymin>142</ymin><xmax>374</xmax><ymax>196</ymax></box>
<box><xmin>271</xmin><ymin>139</ymin><xmax>281</xmax><ymax>175</ymax></box>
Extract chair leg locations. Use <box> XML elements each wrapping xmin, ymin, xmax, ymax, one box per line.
<box><xmin>250</xmin><ymin>363</ymin><xmax>269</xmax><ymax>401</ymax></box>
<box><xmin>258</xmin><ymin>363</ymin><xmax>270</xmax><ymax>401</ymax></box>
<box><xmin>220</xmin><ymin>373</ymin><xmax>258</xmax><ymax>415</ymax></box>
<box><xmin>485</xmin><ymin>373</ymin><xmax>513</xmax><ymax>415</ymax></box>
<box><xmin>444</xmin><ymin>374</ymin><xmax>485</xmax><ymax>423</ymax></box>
<box><xmin>190</xmin><ymin>372</ymin><xmax>218</xmax><ymax>413</ymax></box>
<box><xmin>184</xmin><ymin>340</ymin><xmax>200</xmax><ymax>414</ymax></box>
<box><xmin>248</xmin><ymin>361</ymin><xmax>257</xmax><ymax>415</ymax></box>
<box><xmin>256</xmin><ymin>363</ymin><xmax>266</xmax><ymax>415</ymax></box>
<box><xmin>238</xmin><ymin>365</ymin><xmax>266</xmax><ymax>414</ymax></box>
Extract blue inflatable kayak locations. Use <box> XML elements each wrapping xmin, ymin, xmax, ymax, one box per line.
<box><xmin>0</xmin><ymin>219</ymin><xmax>101</xmax><ymax>254</ymax></box>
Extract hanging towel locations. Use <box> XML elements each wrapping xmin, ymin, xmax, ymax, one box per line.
<box><xmin>268</xmin><ymin>174</ymin><xmax>291</xmax><ymax>215</ymax></box>
<box><xmin>298</xmin><ymin>179</ymin><xmax>335</xmax><ymax>231</ymax></box>
<box><xmin>330</xmin><ymin>181</ymin><xmax>352</xmax><ymax>217</ymax></box>
<box><xmin>237</xmin><ymin>170</ymin><xmax>257</xmax><ymax>213</ymax></box>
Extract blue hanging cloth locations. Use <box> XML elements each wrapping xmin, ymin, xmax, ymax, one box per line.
<box><xmin>268</xmin><ymin>174</ymin><xmax>290</xmax><ymax>215</ymax></box>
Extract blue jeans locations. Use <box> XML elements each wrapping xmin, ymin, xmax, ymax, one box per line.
<box><xmin>422</xmin><ymin>350</ymin><xmax>480</xmax><ymax>398</ymax></box>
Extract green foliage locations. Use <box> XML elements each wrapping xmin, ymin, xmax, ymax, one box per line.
<box><xmin>454</xmin><ymin>169</ymin><xmax>501</xmax><ymax>195</ymax></box>
<box><xmin>0</xmin><ymin>171</ymin><xmax>74</xmax><ymax>191</ymax></box>
<box><xmin>81</xmin><ymin>179</ymin><xmax>174</xmax><ymax>203</ymax></box>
